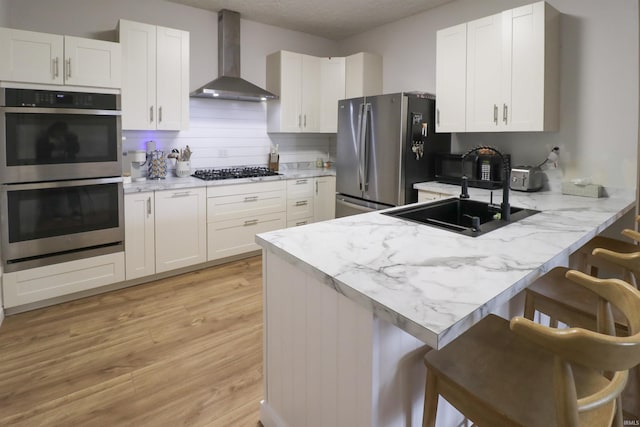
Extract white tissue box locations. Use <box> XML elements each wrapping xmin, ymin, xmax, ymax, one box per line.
<box><xmin>561</xmin><ymin>181</ymin><xmax>603</xmax><ymax>198</ymax></box>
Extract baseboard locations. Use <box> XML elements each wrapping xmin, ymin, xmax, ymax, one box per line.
<box><xmin>260</xmin><ymin>400</ymin><xmax>287</xmax><ymax>427</ymax></box>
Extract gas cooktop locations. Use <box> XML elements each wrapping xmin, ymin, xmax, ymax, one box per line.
<box><xmin>192</xmin><ymin>166</ymin><xmax>280</xmax><ymax>181</ymax></box>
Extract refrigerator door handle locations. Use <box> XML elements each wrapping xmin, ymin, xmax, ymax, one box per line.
<box><xmin>356</xmin><ymin>103</ymin><xmax>366</xmax><ymax>191</ymax></box>
<box><xmin>359</xmin><ymin>103</ymin><xmax>371</xmax><ymax>192</ymax></box>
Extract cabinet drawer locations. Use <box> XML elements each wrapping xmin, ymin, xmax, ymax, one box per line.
<box><xmin>208</xmin><ymin>212</ymin><xmax>286</xmax><ymax>261</ymax></box>
<box><xmin>287</xmin><ymin>178</ymin><xmax>314</xmax><ymax>198</ymax></box>
<box><xmin>208</xmin><ymin>189</ymin><xmax>285</xmax><ymax>222</ymax></box>
<box><xmin>207</xmin><ymin>180</ymin><xmax>285</xmax><ymax>198</ymax></box>
<box><xmin>2</xmin><ymin>252</ymin><xmax>125</xmax><ymax>308</ymax></box>
<box><xmin>287</xmin><ymin>218</ymin><xmax>311</xmax><ymax>228</ymax></box>
<box><xmin>286</xmin><ymin>197</ymin><xmax>314</xmax><ymax>221</ymax></box>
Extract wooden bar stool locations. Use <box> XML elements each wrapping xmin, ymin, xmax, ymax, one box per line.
<box><xmin>524</xmin><ymin>238</ymin><xmax>640</xmax><ymax>419</ymax></box>
<box><xmin>422</xmin><ymin>271</ymin><xmax>640</xmax><ymax>427</ymax></box>
<box><xmin>573</xmin><ymin>233</ymin><xmax>639</xmax><ymax>286</ymax></box>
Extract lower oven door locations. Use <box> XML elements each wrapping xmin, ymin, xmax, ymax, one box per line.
<box><xmin>1</xmin><ymin>177</ymin><xmax>124</xmax><ymax>272</ymax></box>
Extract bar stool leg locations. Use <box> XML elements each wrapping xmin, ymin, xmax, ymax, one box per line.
<box><xmin>423</xmin><ymin>370</ymin><xmax>439</xmax><ymax>427</ymax></box>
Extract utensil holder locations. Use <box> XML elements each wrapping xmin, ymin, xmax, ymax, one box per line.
<box><xmin>175</xmin><ymin>160</ymin><xmax>191</xmax><ymax>178</ymax></box>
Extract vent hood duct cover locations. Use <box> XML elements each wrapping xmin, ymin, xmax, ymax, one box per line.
<box><xmin>191</xmin><ymin>9</ymin><xmax>277</xmax><ymax>101</ymax></box>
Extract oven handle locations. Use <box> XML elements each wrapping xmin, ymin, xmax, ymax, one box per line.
<box><xmin>0</xmin><ymin>107</ymin><xmax>121</xmax><ymax>116</ymax></box>
<box><xmin>2</xmin><ymin>177</ymin><xmax>123</xmax><ymax>191</ymax></box>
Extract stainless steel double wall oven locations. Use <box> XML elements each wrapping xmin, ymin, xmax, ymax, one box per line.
<box><xmin>0</xmin><ymin>88</ymin><xmax>124</xmax><ymax>272</ymax></box>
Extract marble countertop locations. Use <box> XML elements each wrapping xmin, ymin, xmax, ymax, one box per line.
<box><xmin>123</xmin><ymin>165</ymin><xmax>335</xmax><ymax>194</ymax></box>
<box><xmin>256</xmin><ymin>182</ymin><xmax>635</xmax><ymax>349</ymax></box>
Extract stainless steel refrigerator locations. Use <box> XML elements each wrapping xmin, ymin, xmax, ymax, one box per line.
<box><xmin>335</xmin><ymin>93</ymin><xmax>451</xmax><ymax>217</ymax></box>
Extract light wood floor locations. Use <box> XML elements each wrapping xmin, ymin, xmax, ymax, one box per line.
<box><xmin>0</xmin><ymin>256</ymin><xmax>264</xmax><ymax>427</ymax></box>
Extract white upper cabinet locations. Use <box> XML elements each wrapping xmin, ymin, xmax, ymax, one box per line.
<box><xmin>267</xmin><ymin>50</ymin><xmax>325</xmax><ymax>133</ymax></box>
<box><xmin>319</xmin><ymin>56</ymin><xmax>346</xmax><ymax>132</ymax></box>
<box><xmin>435</xmin><ymin>23</ymin><xmax>467</xmax><ymax>132</ymax></box>
<box><xmin>0</xmin><ymin>27</ymin><xmax>121</xmax><ymax>89</ymax></box>
<box><xmin>345</xmin><ymin>52</ymin><xmax>382</xmax><ymax>99</ymax></box>
<box><xmin>436</xmin><ymin>1</ymin><xmax>559</xmax><ymax>133</ymax></box>
<box><xmin>502</xmin><ymin>2</ymin><xmax>560</xmax><ymax>131</ymax></box>
<box><xmin>119</xmin><ymin>19</ymin><xmax>189</xmax><ymax>131</ymax></box>
<box><xmin>466</xmin><ymin>13</ymin><xmax>504</xmax><ymax>131</ymax></box>
<box><xmin>267</xmin><ymin>51</ymin><xmax>379</xmax><ymax>133</ymax></box>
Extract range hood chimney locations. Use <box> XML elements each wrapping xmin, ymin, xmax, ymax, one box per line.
<box><xmin>190</xmin><ymin>9</ymin><xmax>277</xmax><ymax>101</ymax></box>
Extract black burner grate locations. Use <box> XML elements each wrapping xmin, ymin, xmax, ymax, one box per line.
<box><xmin>192</xmin><ymin>167</ymin><xmax>280</xmax><ymax>181</ymax></box>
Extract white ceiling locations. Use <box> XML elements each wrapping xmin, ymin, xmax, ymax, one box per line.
<box><xmin>167</xmin><ymin>0</ymin><xmax>455</xmax><ymax>40</ymax></box>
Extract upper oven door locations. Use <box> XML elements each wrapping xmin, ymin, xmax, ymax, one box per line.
<box><xmin>0</xmin><ymin>106</ymin><xmax>122</xmax><ymax>183</ymax></box>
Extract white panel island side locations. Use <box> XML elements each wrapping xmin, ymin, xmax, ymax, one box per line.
<box><xmin>256</xmin><ymin>184</ymin><xmax>635</xmax><ymax>427</ymax></box>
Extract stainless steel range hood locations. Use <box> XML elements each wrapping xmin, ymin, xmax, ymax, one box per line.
<box><xmin>190</xmin><ymin>9</ymin><xmax>277</xmax><ymax>101</ymax></box>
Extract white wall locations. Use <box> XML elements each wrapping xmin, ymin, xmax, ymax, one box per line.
<box><xmin>340</xmin><ymin>0</ymin><xmax>639</xmax><ymax>191</ymax></box>
<box><xmin>5</xmin><ymin>0</ymin><xmax>339</xmax><ymax>168</ymax></box>
<box><xmin>0</xmin><ymin>0</ymin><xmax>8</xmax><ymax>27</ymax></box>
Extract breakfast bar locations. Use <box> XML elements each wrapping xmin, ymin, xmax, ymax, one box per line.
<box><xmin>256</xmin><ymin>183</ymin><xmax>635</xmax><ymax>426</ymax></box>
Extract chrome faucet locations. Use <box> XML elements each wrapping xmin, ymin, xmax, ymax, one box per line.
<box><xmin>460</xmin><ymin>146</ymin><xmax>511</xmax><ymax>221</ymax></box>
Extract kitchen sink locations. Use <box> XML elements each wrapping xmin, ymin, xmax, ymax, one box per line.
<box><xmin>384</xmin><ymin>198</ymin><xmax>539</xmax><ymax>237</ymax></box>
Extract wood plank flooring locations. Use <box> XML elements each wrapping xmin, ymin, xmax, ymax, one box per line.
<box><xmin>0</xmin><ymin>256</ymin><xmax>264</xmax><ymax>427</ymax></box>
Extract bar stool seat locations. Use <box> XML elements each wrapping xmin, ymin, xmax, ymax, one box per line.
<box><xmin>423</xmin><ymin>271</ymin><xmax>640</xmax><ymax>427</ymax></box>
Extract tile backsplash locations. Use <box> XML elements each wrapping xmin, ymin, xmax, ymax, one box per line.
<box><xmin>122</xmin><ymin>98</ymin><xmax>336</xmax><ymax>174</ymax></box>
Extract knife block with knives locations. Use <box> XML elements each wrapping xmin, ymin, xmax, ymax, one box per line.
<box><xmin>269</xmin><ymin>144</ymin><xmax>279</xmax><ymax>171</ymax></box>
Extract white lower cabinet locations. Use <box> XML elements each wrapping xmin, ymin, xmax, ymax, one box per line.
<box><xmin>208</xmin><ymin>181</ymin><xmax>286</xmax><ymax>261</ymax></box>
<box><xmin>154</xmin><ymin>187</ymin><xmax>207</xmax><ymax>273</ymax></box>
<box><xmin>313</xmin><ymin>176</ymin><xmax>336</xmax><ymax>222</ymax></box>
<box><xmin>286</xmin><ymin>178</ymin><xmax>314</xmax><ymax>227</ymax></box>
<box><xmin>2</xmin><ymin>252</ymin><xmax>125</xmax><ymax>308</ymax></box>
<box><xmin>124</xmin><ymin>191</ymin><xmax>155</xmax><ymax>280</ymax></box>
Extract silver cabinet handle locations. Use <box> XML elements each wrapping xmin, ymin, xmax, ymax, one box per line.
<box><xmin>150</xmin><ymin>106</ymin><xmax>154</xmax><ymax>123</ymax></box>
<box><xmin>304</xmin><ymin>114</ymin><xmax>307</xmax><ymax>127</ymax></box>
<box><xmin>171</xmin><ymin>191</ymin><xmax>191</xmax><ymax>198</ymax></box>
<box><xmin>493</xmin><ymin>104</ymin><xmax>498</xmax><ymax>125</ymax></box>
<box><xmin>296</xmin><ymin>221</ymin><xmax>307</xmax><ymax>226</ymax></box>
<box><xmin>244</xmin><ymin>195</ymin><xmax>258</xmax><ymax>202</ymax></box>
<box><xmin>298</xmin><ymin>114</ymin><xmax>302</xmax><ymax>128</ymax></box>
<box><xmin>295</xmin><ymin>179</ymin><xmax>308</xmax><ymax>185</ymax></box>
<box><xmin>147</xmin><ymin>197</ymin><xmax>152</xmax><ymax>215</ymax></box>
<box><xmin>436</xmin><ymin>108</ymin><xmax>440</xmax><ymax>126</ymax></box>
<box><xmin>52</xmin><ymin>58</ymin><xmax>60</xmax><ymax>78</ymax></box>
<box><xmin>65</xmin><ymin>58</ymin><xmax>71</xmax><ymax>78</ymax></box>
<box><xmin>244</xmin><ymin>219</ymin><xmax>259</xmax><ymax>226</ymax></box>
<box><xmin>295</xmin><ymin>200</ymin><xmax>308</xmax><ymax>207</ymax></box>
<box><xmin>503</xmin><ymin>104</ymin><xmax>508</xmax><ymax>124</ymax></box>
<box><xmin>159</xmin><ymin>106</ymin><xmax>163</xmax><ymax>123</ymax></box>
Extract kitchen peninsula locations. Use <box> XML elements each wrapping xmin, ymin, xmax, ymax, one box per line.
<box><xmin>256</xmin><ymin>183</ymin><xmax>635</xmax><ymax>427</ymax></box>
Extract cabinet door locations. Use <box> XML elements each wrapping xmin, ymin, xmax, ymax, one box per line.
<box><xmin>278</xmin><ymin>51</ymin><xmax>304</xmax><ymax>132</ymax></box>
<box><xmin>466</xmin><ymin>14</ymin><xmax>503</xmax><ymax>132</ymax></box>
<box><xmin>124</xmin><ymin>192</ymin><xmax>155</xmax><ymax>280</ymax></box>
<box><xmin>301</xmin><ymin>54</ymin><xmax>321</xmax><ymax>131</ymax></box>
<box><xmin>156</xmin><ymin>26</ymin><xmax>190</xmax><ymax>131</ymax></box>
<box><xmin>3</xmin><ymin>253</ymin><xmax>124</xmax><ymax>308</ymax></box>
<box><xmin>119</xmin><ymin>19</ymin><xmax>157</xmax><ymax>130</ymax></box>
<box><xmin>155</xmin><ymin>188</ymin><xmax>206</xmax><ymax>273</ymax></box>
<box><xmin>0</xmin><ymin>28</ymin><xmax>64</xmax><ymax>84</ymax></box>
<box><xmin>63</xmin><ymin>36</ymin><xmax>121</xmax><ymax>88</ymax></box>
<box><xmin>502</xmin><ymin>2</ymin><xmax>556</xmax><ymax>131</ymax></box>
<box><xmin>319</xmin><ymin>57</ymin><xmax>346</xmax><ymax>133</ymax></box>
<box><xmin>435</xmin><ymin>24</ymin><xmax>467</xmax><ymax>132</ymax></box>
<box><xmin>313</xmin><ymin>176</ymin><xmax>336</xmax><ymax>222</ymax></box>
<box><xmin>345</xmin><ymin>52</ymin><xmax>382</xmax><ymax>99</ymax></box>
